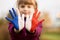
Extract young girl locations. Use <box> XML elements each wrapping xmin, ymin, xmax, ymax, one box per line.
<box><xmin>6</xmin><ymin>0</ymin><xmax>44</xmax><ymax>40</ymax></box>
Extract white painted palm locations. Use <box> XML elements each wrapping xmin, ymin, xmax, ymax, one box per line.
<box><xmin>26</xmin><ymin>14</ymin><xmax>33</xmax><ymax>32</ymax></box>
<box><xmin>17</xmin><ymin>8</ymin><xmax>24</xmax><ymax>31</ymax></box>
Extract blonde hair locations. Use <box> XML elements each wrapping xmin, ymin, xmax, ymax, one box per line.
<box><xmin>17</xmin><ymin>0</ymin><xmax>37</xmax><ymax>9</ymax></box>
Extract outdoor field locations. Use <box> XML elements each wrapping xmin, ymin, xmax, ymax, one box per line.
<box><xmin>40</xmin><ymin>31</ymin><xmax>60</xmax><ymax>40</ymax></box>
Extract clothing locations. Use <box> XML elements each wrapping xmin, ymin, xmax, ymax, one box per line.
<box><xmin>8</xmin><ymin>22</ymin><xmax>42</xmax><ymax>40</ymax></box>
<box><xmin>8</xmin><ymin>17</ymin><xmax>42</xmax><ymax>40</ymax></box>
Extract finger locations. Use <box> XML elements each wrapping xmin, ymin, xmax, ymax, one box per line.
<box><xmin>36</xmin><ymin>12</ymin><xmax>40</xmax><ymax>19</ymax></box>
<box><xmin>16</xmin><ymin>8</ymin><xmax>21</xmax><ymax>17</ymax></box>
<box><xmin>21</xmin><ymin>14</ymin><xmax>24</xmax><ymax>28</ymax></box>
<box><xmin>18</xmin><ymin>13</ymin><xmax>21</xmax><ymax>21</ymax></box>
<box><xmin>17</xmin><ymin>8</ymin><xmax>22</xmax><ymax>20</ymax></box>
<box><xmin>12</xmin><ymin>8</ymin><xmax>17</xmax><ymax>16</ymax></box>
<box><xmin>9</xmin><ymin>10</ymin><xmax>15</xmax><ymax>18</ymax></box>
<box><xmin>5</xmin><ymin>17</ymin><xmax>12</xmax><ymax>22</ymax></box>
<box><xmin>33</xmin><ymin>9</ymin><xmax>38</xmax><ymax>17</ymax></box>
<box><xmin>22</xmin><ymin>14</ymin><xmax>24</xmax><ymax>21</ymax></box>
<box><xmin>26</xmin><ymin>15</ymin><xmax>29</xmax><ymax>20</ymax></box>
<box><xmin>29</xmin><ymin>13</ymin><xmax>33</xmax><ymax>20</ymax></box>
<box><xmin>26</xmin><ymin>15</ymin><xmax>30</xmax><ymax>23</ymax></box>
<box><xmin>38</xmin><ymin>19</ymin><xmax>44</xmax><ymax>24</ymax></box>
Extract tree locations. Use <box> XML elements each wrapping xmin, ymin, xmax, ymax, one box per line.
<box><xmin>42</xmin><ymin>11</ymin><xmax>52</xmax><ymax>28</ymax></box>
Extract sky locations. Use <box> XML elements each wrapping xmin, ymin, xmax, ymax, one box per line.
<box><xmin>0</xmin><ymin>0</ymin><xmax>60</xmax><ymax>25</ymax></box>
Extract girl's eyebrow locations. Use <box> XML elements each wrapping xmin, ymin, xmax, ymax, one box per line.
<box><xmin>18</xmin><ymin>1</ymin><xmax>34</xmax><ymax>5</ymax></box>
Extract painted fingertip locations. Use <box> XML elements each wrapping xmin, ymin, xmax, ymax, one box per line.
<box><xmin>5</xmin><ymin>17</ymin><xmax>12</xmax><ymax>22</ymax></box>
<box><xmin>12</xmin><ymin>8</ymin><xmax>14</xmax><ymax>10</ymax></box>
<box><xmin>5</xmin><ymin>17</ymin><xmax>7</xmax><ymax>20</ymax></box>
<box><xmin>9</xmin><ymin>10</ymin><xmax>11</xmax><ymax>13</ymax></box>
<box><xmin>22</xmin><ymin>14</ymin><xmax>24</xmax><ymax>17</ymax></box>
<box><xmin>22</xmin><ymin>14</ymin><xmax>24</xmax><ymax>19</ymax></box>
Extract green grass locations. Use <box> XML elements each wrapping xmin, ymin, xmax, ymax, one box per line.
<box><xmin>40</xmin><ymin>32</ymin><xmax>60</xmax><ymax>40</ymax></box>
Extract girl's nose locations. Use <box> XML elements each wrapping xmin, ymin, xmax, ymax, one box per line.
<box><xmin>24</xmin><ymin>7</ymin><xmax>28</xmax><ymax>11</ymax></box>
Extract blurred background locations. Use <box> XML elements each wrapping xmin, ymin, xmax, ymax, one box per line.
<box><xmin>0</xmin><ymin>0</ymin><xmax>60</xmax><ymax>40</ymax></box>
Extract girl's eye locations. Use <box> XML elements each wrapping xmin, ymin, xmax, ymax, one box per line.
<box><xmin>21</xmin><ymin>5</ymin><xmax>25</xmax><ymax>8</ymax></box>
<box><xmin>28</xmin><ymin>6</ymin><xmax>31</xmax><ymax>8</ymax></box>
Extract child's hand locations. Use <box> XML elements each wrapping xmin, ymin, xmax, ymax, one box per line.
<box><xmin>30</xmin><ymin>9</ymin><xmax>44</xmax><ymax>32</ymax></box>
<box><xmin>26</xmin><ymin>9</ymin><xmax>44</xmax><ymax>32</ymax></box>
<box><xmin>5</xmin><ymin>8</ymin><xmax>24</xmax><ymax>31</ymax></box>
<box><xmin>26</xmin><ymin>14</ymin><xmax>32</xmax><ymax>32</ymax></box>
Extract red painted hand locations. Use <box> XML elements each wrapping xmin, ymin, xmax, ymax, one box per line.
<box><xmin>30</xmin><ymin>9</ymin><xmax>44</xmax><ymax>32</ymax></box>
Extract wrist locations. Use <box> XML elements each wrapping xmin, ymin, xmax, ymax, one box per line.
<box><xmin>14</xmin><ymin>28</ymin><xmax>20</xmax><ymax>33</ymax></box>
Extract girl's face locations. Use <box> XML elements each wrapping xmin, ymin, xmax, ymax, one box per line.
<box><xmin>18</xmin><ymin>4</ymin><xmax>35</xmax><ymax>17</ymax></box>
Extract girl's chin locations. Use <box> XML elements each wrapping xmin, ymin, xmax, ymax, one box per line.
<box><xmin>24</xmin><ymin>14</ymin><xmax>29</xmax><ymax>17</ymax></box>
